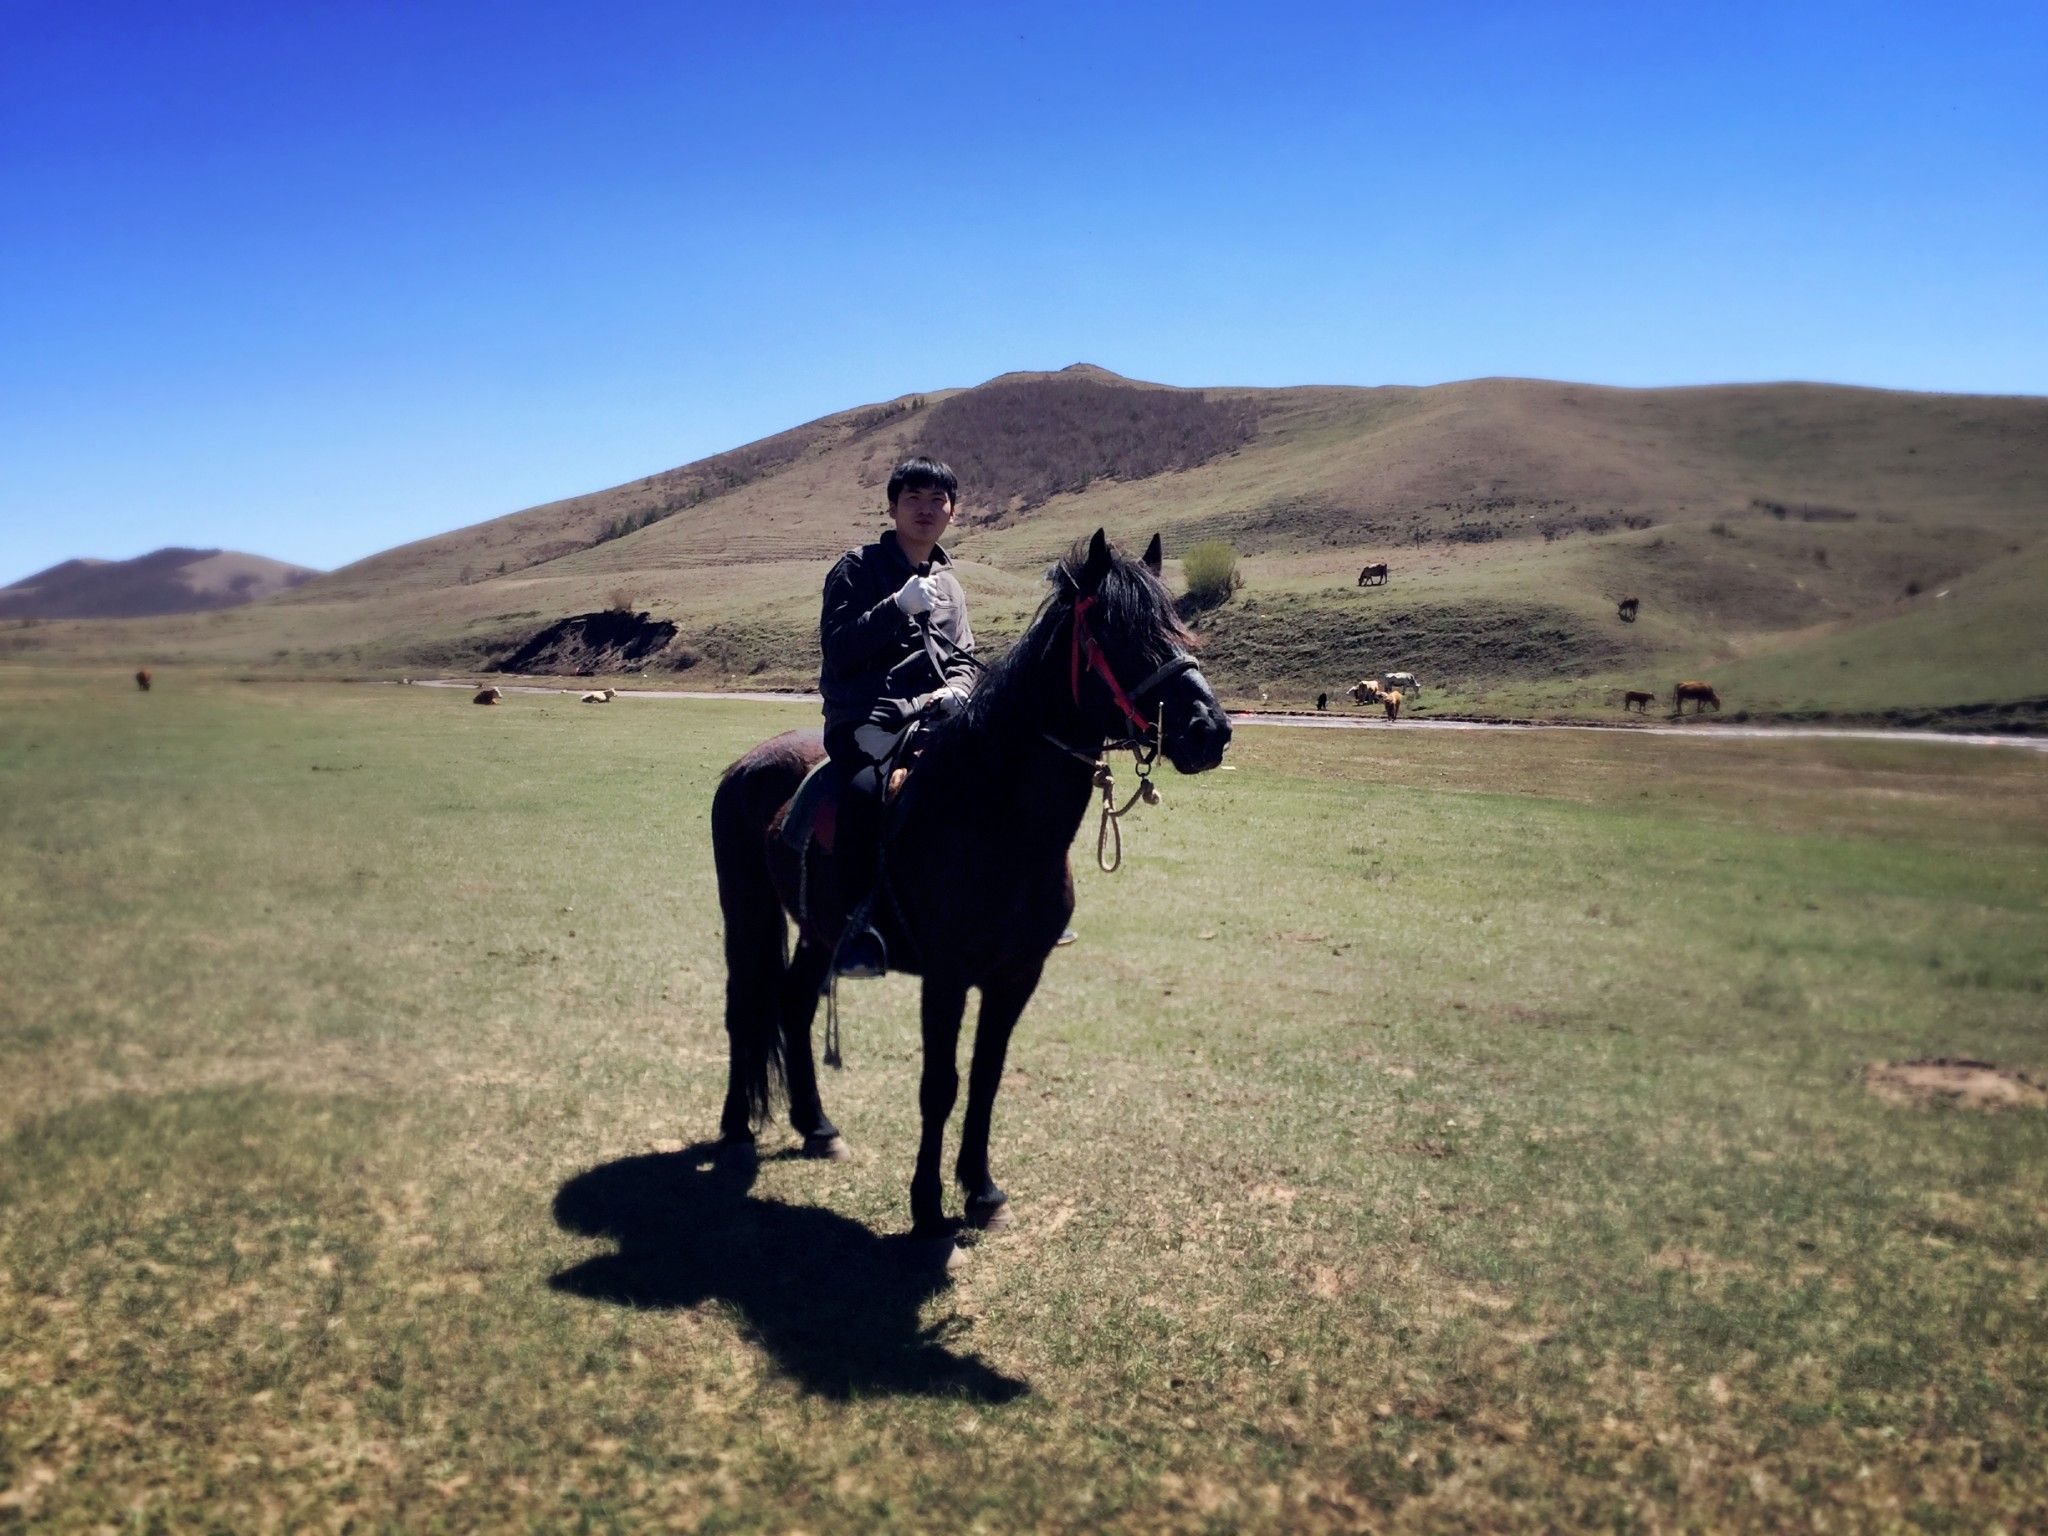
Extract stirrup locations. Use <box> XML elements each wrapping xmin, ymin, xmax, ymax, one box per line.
<box><xmin>834</xmin><ymin>925</ymin><xmax>888</xmax><ymax>980</ymax></box>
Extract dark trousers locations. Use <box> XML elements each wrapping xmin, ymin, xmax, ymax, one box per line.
<box><xmin>822</xmin><ymin>726</ymin><xmax>885</xmax><ymax>921</ymax></box>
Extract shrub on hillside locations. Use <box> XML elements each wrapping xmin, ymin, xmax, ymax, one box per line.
<box><xmin>1443</xmin><ymin>521</ymin><xmax>1508</xmax><ymax>544</ymax></box>
<box><xmin>1180</xmin><ymin>540</ymin><xmax>1242</xmax><ymax>610</ymax></box>
<box><xmin>593</xmin><ymin>506</ymin><xmax>663</xmax><ymax>546</ymax></box>
<box><xmin>917</xmin><ymin>378</ymin><xmax>1257</xmax><ymax>520</ymax></box>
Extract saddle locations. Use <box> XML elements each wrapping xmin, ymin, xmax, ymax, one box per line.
<box><xmin>779</xmin><ymin>723</ymin><xmax>930</xmax><ymax>934</ymax></box>
<box><xmin>782</xmin><ymin>756</ymin><xmax>845</xmax><ymax>857</ymax></box>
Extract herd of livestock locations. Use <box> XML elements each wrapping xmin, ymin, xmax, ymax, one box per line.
<box><xmin>1334</xmin><ymin>576</ymin><xmax>1723</xmax><ymax>720</ymax></box>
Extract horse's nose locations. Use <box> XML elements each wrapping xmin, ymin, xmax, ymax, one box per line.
<box><xmin>1176</xmin><ymin>702</ymin><xmax>1232</xmax><ymax>770</ymax></box>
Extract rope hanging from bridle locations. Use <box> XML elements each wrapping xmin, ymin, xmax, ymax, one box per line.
<box><xmin>1092</xmin><ymin>757</ymin><xmax>1161</xmax><ymax>873</ymax></box>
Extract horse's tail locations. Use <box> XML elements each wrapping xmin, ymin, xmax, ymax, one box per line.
<box><xmin>711</xmin><ymin>760</ymin><xmax>789</xmax><ymax>1127</ymax></box>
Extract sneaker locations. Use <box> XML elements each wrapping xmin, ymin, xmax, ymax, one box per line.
<box><xmin>835</xmin><ymin>926</ymin><xmax>888</xmax><ymax>979</ymax></box>
<box><xmin>1055</xmin><ymin>928</ymin><xmax>1079</xmax><ymax>947</ymax></box>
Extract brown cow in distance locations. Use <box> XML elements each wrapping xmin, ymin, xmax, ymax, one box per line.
<box><xmin>1622</xmin><ymin>690</ymin><xmax>1654</xmax><ymax>713</ymax></box>
<box><xmin>1381</xmin><ymin>688</ymin><xmax>1403</xmax><ymax>722</ymax></box>
<box><xmin>1673</xmin><ymin>681</ymin><xmax>1720</xmax><ymax>714</ymax></box>
<box><xmin>134</xmin><ymin>668</ymin><xmax>152</xmax><ymax>692</ymax></box>
<box><xmin>1617</xmin><ymin>596</ymin><xmax>1639</xmax><ymax>622</ymax></box>
<box><xmin>1357</xmin><ymin>562</ymin><xmax>1389</xmax><ymax>587</ymax></box>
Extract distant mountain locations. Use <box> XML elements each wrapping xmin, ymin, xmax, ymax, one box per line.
<box><xmin>0</xmin><ymin>547</ymin><xmax>320</xmax><ymax>619</ymax></box>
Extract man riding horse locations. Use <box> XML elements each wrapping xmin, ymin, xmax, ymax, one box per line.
<box><xmin>713</xmin><ymin>528</ymin><xmax>1232</xmax><ymax>1233</ymax></box>
<box><xmin>818</xmin><ymin>457</ymin><xmax>978</xmax><ymax>977</ymax></box>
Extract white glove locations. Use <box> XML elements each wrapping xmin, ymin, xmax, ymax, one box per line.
<box><xmin>893</xmin><ymin>574</ymin><xmax>939</xmax><ymax>617</ymax></box>
<box><xmin>919</xmin><ymin>684</ymin><xmax>969</xmax><ymax>718</ymax></box>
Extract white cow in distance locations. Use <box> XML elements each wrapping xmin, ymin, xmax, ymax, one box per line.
<box><xmin>581</xmin><ymin>687</ymin><xmax>617</xmax><ymax>703</ymax></box>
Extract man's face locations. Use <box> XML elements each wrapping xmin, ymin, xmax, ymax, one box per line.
<box><xmin>890</xmin><ymin>482</ymin><xmax>954</xmax><ymax>547</ymax></box>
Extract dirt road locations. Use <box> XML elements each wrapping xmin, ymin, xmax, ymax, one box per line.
<box><xmin>409</xmin><ymin>679</ymin><xmax>2048</xmax><ymax>753</ymax></box>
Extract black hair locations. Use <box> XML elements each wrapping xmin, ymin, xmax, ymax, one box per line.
<box><xmin>886</xmin><ymin>456</ymin><xmax>958</xmax><ymax>508</ymax></box>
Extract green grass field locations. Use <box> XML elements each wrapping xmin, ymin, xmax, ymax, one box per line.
<box><xmin>3</xmin><ymin>668</ymin><xmax>2045</xmax><ymax>1532</ymax></box>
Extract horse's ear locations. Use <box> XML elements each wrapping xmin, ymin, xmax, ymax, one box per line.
<box><xmin>1080</xmin><ymin>529</ymin><xmax>1113</xmax><ymax>592</ymax></box>
<box><xmin>1142</xmin><ymin>533</ymin><xmax>1163</xmax><ymax>574</ymax></box>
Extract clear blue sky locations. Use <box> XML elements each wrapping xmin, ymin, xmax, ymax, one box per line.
<box><xmin>3</xmin><ymin>0</ymin><xmax>2044</xmax><ymax>585</ymax></box>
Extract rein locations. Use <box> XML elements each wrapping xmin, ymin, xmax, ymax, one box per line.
<box><xmin>914</xmin><ymin>612</ymin><xmax>985</xmax><ymax>697</ymax></box>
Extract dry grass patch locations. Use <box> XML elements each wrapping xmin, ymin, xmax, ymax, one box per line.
<box><xmin>1861</xmin><ymin>1058</ymin><xmax>2048</xmax><ymax>1110</ymax></box>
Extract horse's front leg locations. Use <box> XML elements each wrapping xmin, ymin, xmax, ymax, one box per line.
<box><xmin>911</xmin><ymin>975</ymin><xmax>968</xmax><ymax>1236</ymax></box>
<box><xmin>957</xmin><ymin>961</ymin><xmax>1043</xmax><ymax>1231</ymax></box>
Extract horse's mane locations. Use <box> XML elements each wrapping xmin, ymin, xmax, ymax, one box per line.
<box><xmin>955</xmin><ymin>537</ymin><xmax>1193</xmax><ymax>739</ymax></box>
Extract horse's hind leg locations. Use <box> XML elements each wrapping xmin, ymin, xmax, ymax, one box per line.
<box><xmin>780</xmin><ymin>939</ymin><xmax>846</xmax><ymax>1159</ymax></box>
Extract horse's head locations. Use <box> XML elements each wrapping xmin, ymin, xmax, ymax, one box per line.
<box><xmin>1052</xmin><ymin>530</ymin><xmax>1232</xmax><ymax>774</ymax></box>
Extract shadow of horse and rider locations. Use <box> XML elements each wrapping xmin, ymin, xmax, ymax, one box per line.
<box><xmin>550</xmin><ymin>1141</ymin><xmax>1027</xmax><ymax>1402</ymax></box>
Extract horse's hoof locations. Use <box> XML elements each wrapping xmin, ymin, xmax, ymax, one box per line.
<box><xmin>714</xmin><ymin>1134</ymin><xmax>757</xmax><ymax>1166</ymax></box>
<box><xmin>905</xmin><ymin>1232</ymin><xmax>967</xmax><ymax>1272</ymax></box>
<box><xmin>965</xmin><ymin>1196</ymin><xmax>1012</xmax><ymax>1231</ymax></box>
<box><xmin>802</xmin><ymin>1133</ymin><xmax>849</xmax><ymax>1161</ymax></box>
<box><xmin>909</xmin><ymin>1212</ymin><xmax>957</xmax><ymax>1241</ymax></box>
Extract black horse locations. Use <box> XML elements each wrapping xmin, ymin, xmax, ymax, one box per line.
<box><xmin>711</xmin><ymin>530</ymin><xmax>1232</xmax><ymax>1236</ymax></box>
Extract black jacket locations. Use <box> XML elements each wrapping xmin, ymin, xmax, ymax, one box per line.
<box><xmin>818</xmin><ymin>530</ymin><xmax>976</xmax><ymax>740</ymax></box>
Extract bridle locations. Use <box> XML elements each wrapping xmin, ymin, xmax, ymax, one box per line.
<box><xmin>915</xmin><ymin>573</ymin><xmax>1205</xmax><ymax>873</ymax></box>
<box><xmin>917</xmin><ymin>582</ymin><xmax>1199</xmax><ymax>759</ymax></box>
<box><xmin>1054</xmin><ymin>593</ymin><xmax>1202</xmax><ymax>871</ymax></box>
<box><xmin>1066</xmin><ymin>594</ymin><xmax>1198</xmax><ymax>750</ymax></box>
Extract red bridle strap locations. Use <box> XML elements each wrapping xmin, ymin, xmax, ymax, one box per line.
<box><xmin>1069</xmin><ymin>597</ymin><xmax>1155</xmax><ymax>737</ymax></box>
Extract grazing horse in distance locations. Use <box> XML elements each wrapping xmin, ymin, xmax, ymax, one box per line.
<box><xmin>1357</xmin><ymin>562</ymin><xmax>1389</xmax><ymax>587</ymax></box>
<box><xmin>1622</xmin><ymin>690</ymin><xmax>1654</xmax><ymax>713</ymax></box>
<box><xmin>712</xmin><ymin>531</ymin><xmax>1231</xmax><ymax>1238</ymax></box>
<box><xmin>134</xmin><ymin>668</ymin><xmax>152</xmax><ymax>692</ymax></box>
<box><xmin>1618</xmin><ymin>596</ymin><xmax>1640</xmax><ymax>622</ymax></box>
<box><xmin>1381</xmin><ymin>688</ymin><xmax>1403</xmax><ymax>722</ymax></box>
<box><xmin>1349</xmin><ymin>678</ymin><xmax>1385</xmax><ymax>706</ymax></box>
<box><xmin>1673</xmin><ymin>681</ymin><xmax>1720</xmax><ymax>714</ymax></box>
<box><xmin>1316</xmin><ymin>692</ymin><xmax>1328</xmax><ymax>711</ymax></box>
<box><xmin>473</xmin><ymin>686</ymin><xmax>503</xmax><ymax>705</ymax></box>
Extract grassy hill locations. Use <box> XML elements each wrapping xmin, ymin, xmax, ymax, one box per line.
<box><xmin>10</xmin><ymin>367</ymin><xmax>2046</xmax><ymax>722</ymax></box>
